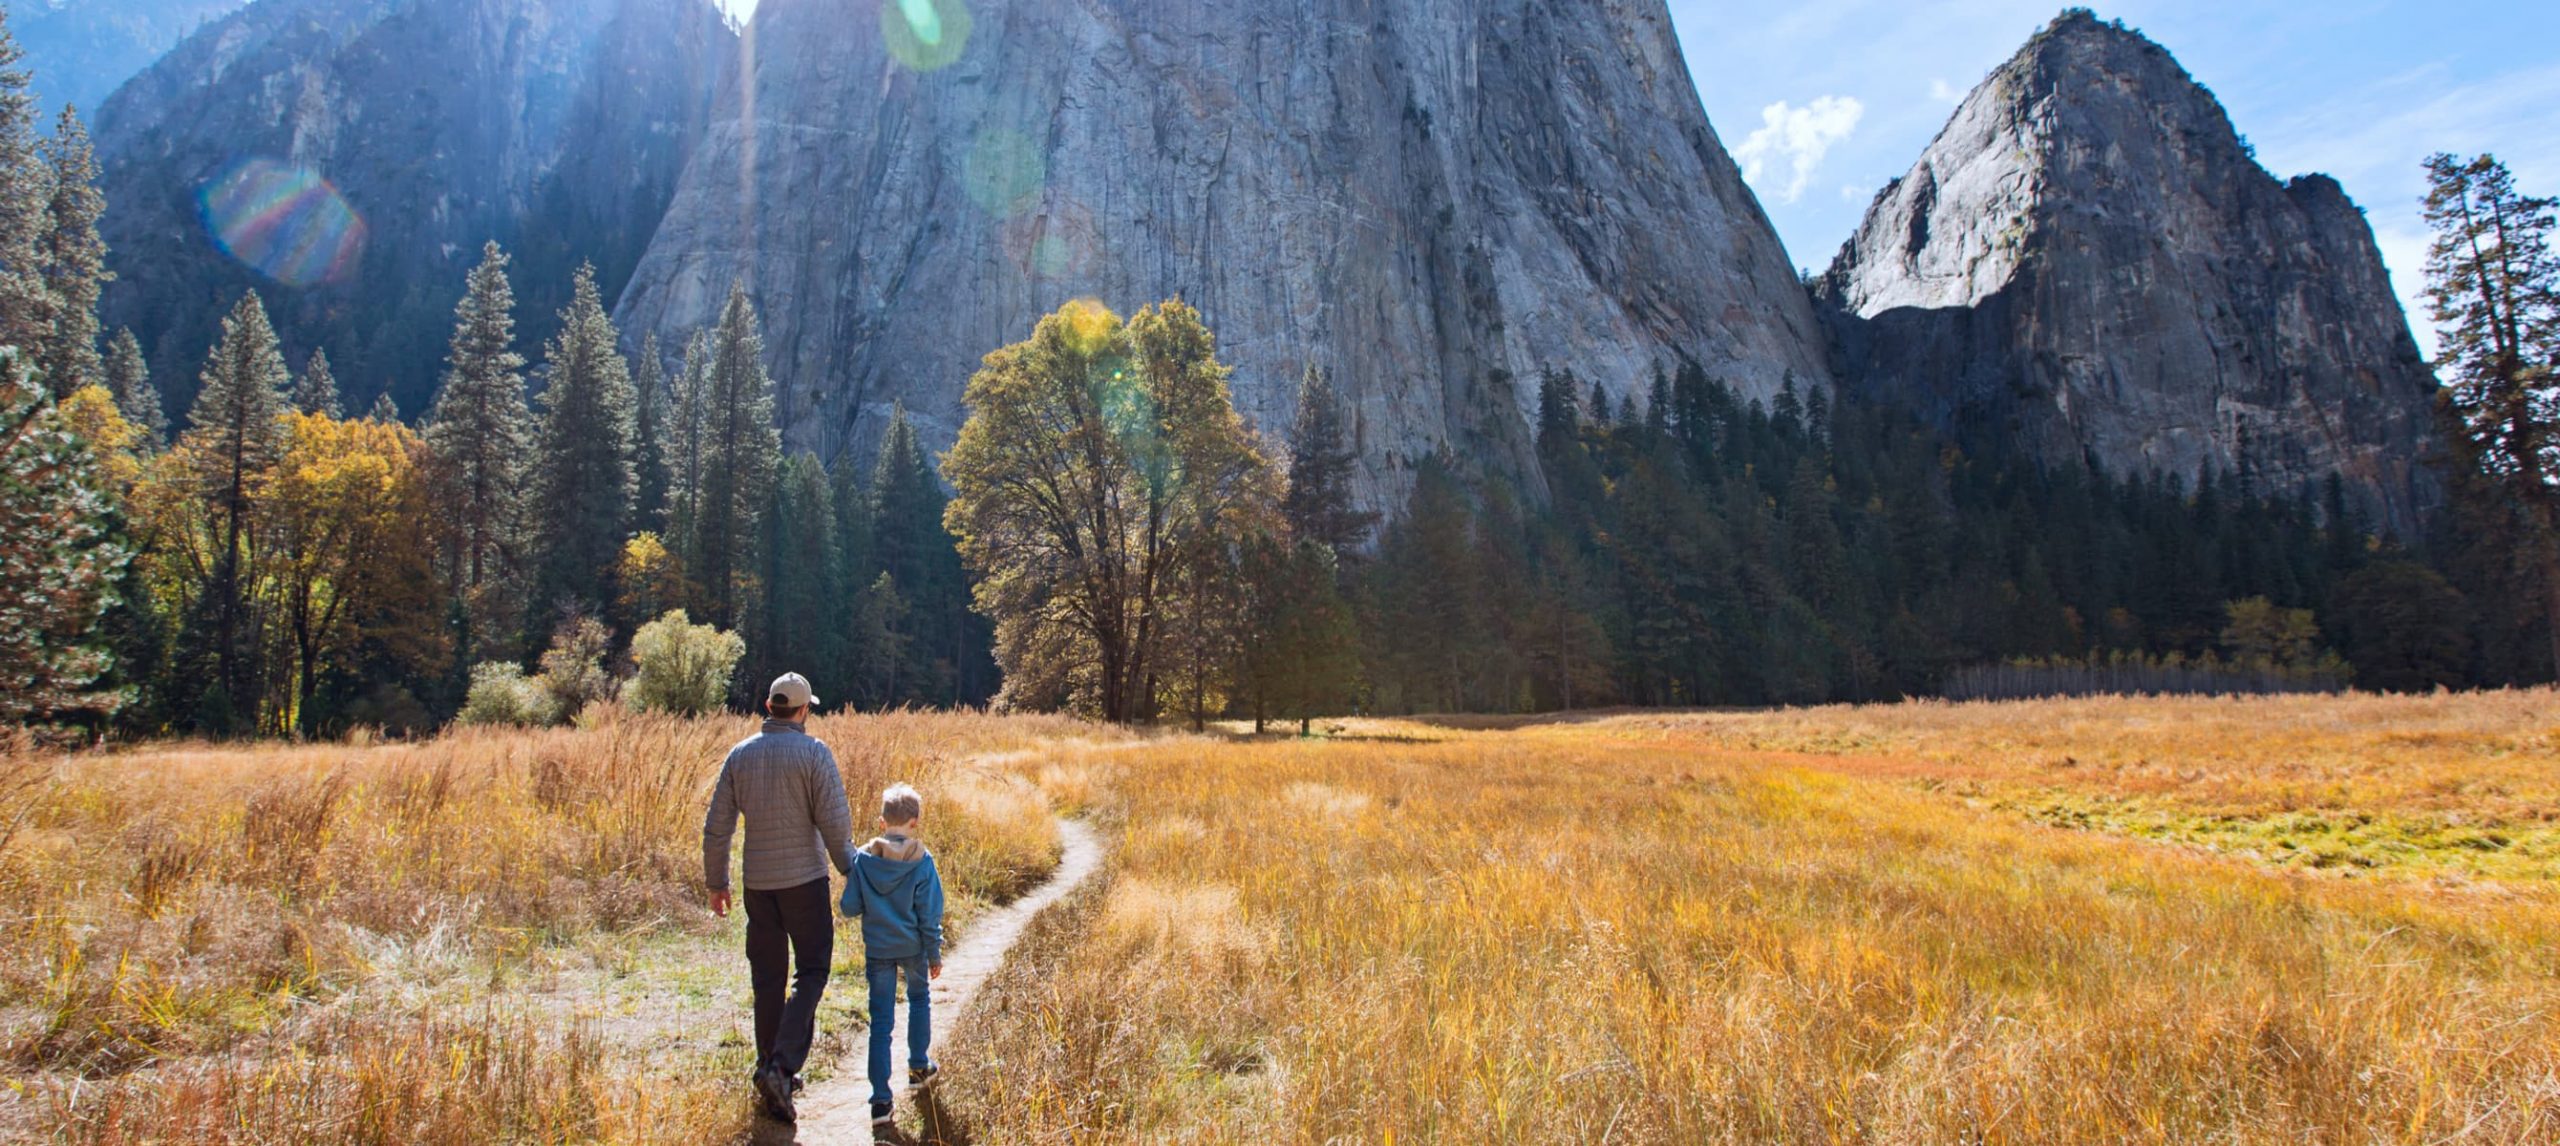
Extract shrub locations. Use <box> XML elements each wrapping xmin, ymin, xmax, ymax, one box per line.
<box><xmin>535</xmin><ymin>616</ymin><xmax>617</xmax><ymax>719</ymax></box>
<box><xmin>624</xmin><ymin>610</ymin><xmax>743</xmax><ymax>717</ymax></box>
<box><xmin>458</xmin><ymin>662</ymin><xmax>561</xmax><ymax>727</ymax></box>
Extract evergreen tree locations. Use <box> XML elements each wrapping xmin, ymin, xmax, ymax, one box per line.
<box><xmin>178</xmin><ymin>291</ymin><xmax>291</xmax><ymax>732</ymax></box>
<box><xmin>367</xmin><ymin>391</ymin><xmax>400</xmax><ymax>424</ymax></box>
<box><xmin>687</xmin><ymin>283</ymin><xmax>779</xmax><ymax>631</ymax></box>
<box><xmin>1280</xmin><ymin>364</ymin><xmax>1378</xmax><ymax>556</ymax></box>
<box><xmin>828</xmin><ymin>453</ymin><xmax>878</xmax><ymax>702</ymax></box>
<box><xmin>423</xmin><ymin>241</ymin><xmax>532</xmax><ymax>648</ymax></box>
<box><xmin>0</xmin><ymin>13</ymin><xmax>51</xmax><ymax>358</ymax></box>
<box><xmin>1241</xmin><ymin>536</ymin><xmax>1360</xmax><ymax>733</ymax></box>
<box><xmin>872</xmin><ymin>402</ymin><xmax>985</xmax><ymax>704</ymax></box>
<box><xmin>853</xmin><ymin>571</ymin><xmax>910</xmax><ymax>707</ymax></box>
<box><xmin>632</xmin><ymin>331</ymin><xmax>671</xmax><ymax>530</ymax></box>
<box><xmin>0</xmin><ymin>348</ymin><xmax>128</xmax><ymax>723</ymax></box>
<box><xmin>2423</xmin><ymin>153</ymin><xmax>2560</xmax><ymax>677</ymax></box>
<box><xmin>39</xmin><ymin>105</ymin><xmax>105</xmax><ymax>399</ymax></box>
<box><xmin>292</xmin><ymin>348</ymin><xmax>341</xmax><ymax>417</ymax></box>
<box><xmin>104</xmin><ymin>327</ymin><xmax>162</xmax><ymax>444</ymax></box>
<box><xmin>528</xmin><ymin>263</ymin><xmax>638</xmax><ymax>617</ymax></box>
<box><xmin>664</xmin><ymin>329</ymin><xmax>713</xmax><ymax>554</ymax></box>
<box><xmin>750</xmin><ymin>453</ymin><xmax>839</xmax><ymax>694</ymax></box>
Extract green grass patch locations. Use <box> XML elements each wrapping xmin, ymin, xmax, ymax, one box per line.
<box><xmin>1964</xmin><ymin>788</ymin><xmax>2560</xmax><ymax>881</ymax></box>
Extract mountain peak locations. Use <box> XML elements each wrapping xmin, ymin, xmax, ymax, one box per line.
<box><xmin>1821</xmin><ymin>11</ymin><xmax>2440</xmax><ymax>536</ymax></box>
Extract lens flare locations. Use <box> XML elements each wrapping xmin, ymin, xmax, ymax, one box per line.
<box><xmin>899</xmin><ymin>0</ymin><xmax>942</xmax><ymax>44</ymax></box>
<box><xmin>961</xmin><ymin>128</ymin><xmax>1045</xmax><ymax>216</ymax></box>
<box><xmin>198</xmin><ymin>158</ymin><xmax>366</xmax><ymax>287</ymax></box>
<box><xmin>882</xmin><ymin>0</ymin><xmax>970</xmax><ymax>71</ymax></box>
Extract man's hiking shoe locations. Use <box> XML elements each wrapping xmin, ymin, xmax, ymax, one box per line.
<box><xmin>753</xmin><ymin>1065</ymin><xmax>797</xmax><ymax>1123</ymax></box>
<box><xmin>910</xmin><ymin>1062</ymin><xmax>942</xmax><ymax>1088</ymax></box>
<box><xmin>870</xmin><ymin>1100</ymin><xmax>894</xmax><ymax>1125</ymax></box>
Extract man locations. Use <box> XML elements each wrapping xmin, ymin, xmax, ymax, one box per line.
<box><xmin>703</xmin><ymin>671</ymin><xmax>856</xmax><ymax>1123</ymax></box>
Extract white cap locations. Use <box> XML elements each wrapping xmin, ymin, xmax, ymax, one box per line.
<box><xmin>769</xmin><ymin>672</ymin><xmax>819</xmax><ymax>708</ymax></box>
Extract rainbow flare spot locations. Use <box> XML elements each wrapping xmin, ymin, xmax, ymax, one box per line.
<box><xmin>882</xmin><ymin>0</ymin><xmax>970</xmax><ymax>72</ymax></box>
<box><xmin>199</xmin><ymin>158</ymin><xmax>366</xmax><ymax>287</ymax></box>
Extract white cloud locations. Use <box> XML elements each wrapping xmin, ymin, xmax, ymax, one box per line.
<box><xmin>1930</xmin><ymin>78</ymin><xmax>1965</xmax><ymax>104</ymax></box>
<box><xmin>1733</xmin><ymin>95</ymin><xmax>1866</xmax><ymax>204</ymax></box>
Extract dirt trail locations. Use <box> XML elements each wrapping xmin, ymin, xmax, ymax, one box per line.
<box><xmin>756</xmin><ymin>817</ymin><xmax>1103</xmax><ymax>1145</ymax></box>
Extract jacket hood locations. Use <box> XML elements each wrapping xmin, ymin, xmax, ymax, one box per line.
<box><xmin>857</xmin><ymin>834</ymin><xmax>929</xmax><ymax>895</ymax></box>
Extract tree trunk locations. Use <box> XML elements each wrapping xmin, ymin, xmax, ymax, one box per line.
<box><xmin>2543</xmin><ymin>540</ymin><xmax>2560</xmax><ymax>682</ymax></box>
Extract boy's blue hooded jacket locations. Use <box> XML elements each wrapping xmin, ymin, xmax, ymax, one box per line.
<box><xmin>840</xmin><ymin>832</ymin><xmax>945</xmax><ymax>964</ymax></box>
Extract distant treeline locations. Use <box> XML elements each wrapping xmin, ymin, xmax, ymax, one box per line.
<box><xmin>1339</xmin><ymin>363</ymin><xmax>2526</xmax><ymax>713</ymax></box>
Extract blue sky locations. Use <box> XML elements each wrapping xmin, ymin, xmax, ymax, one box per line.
<box><xmin>714</xmin><ymin>1</ymin><xmax>2560</xmax><ymax>352</ymax></box>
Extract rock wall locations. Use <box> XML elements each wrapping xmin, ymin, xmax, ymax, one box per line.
<box><xmin>1820</xmin><ymin>11</ymin><xmax>2439</xmax><ymax>535</ymax></box>
<box><xmin>614</xmin><ymin>0</ymin><xmax>1831</xmax><ymax>509</ymax></box>
<box><xmin>94</xmin><ymin>0</ymin><xmax>732</xmax><ymax>418</ymax></box>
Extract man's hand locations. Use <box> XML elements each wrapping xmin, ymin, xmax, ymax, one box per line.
<box><xmin>930</xmin><ymin>963</ymin><xmax>943</xmax><ymax>981</ymax></box>
<box><xmin>710</xmin><ymin>889</ymin><xmax>731</xmax><ymax>918</ymax></box>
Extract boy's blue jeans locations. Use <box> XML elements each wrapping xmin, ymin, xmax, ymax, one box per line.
<box><xmin>865</xmin><ymin>955</ymin><xmax>933</xmax><ymax>1103</ymax></box>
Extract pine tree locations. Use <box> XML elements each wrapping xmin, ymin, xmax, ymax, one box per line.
<box><xmin>38</xmin><ymin>105</ymin><xmax>104</xmax><ymax>399</ymax></box>
<box><xmin>688</xmin><ymin>282</ymin><xmax>779</xmax><ymax>630</ymax></box>
<box><xmin>1280</xmin><ymin>364</ymin><xmax>1378</xmax><ymax>556</ymax></box>
<box><xmin>872</xmin><ymin>402</ymin><xmax>962</xmax><ymax>703</ymax></box>
<box><xmin>423</xmin><ymin>241</ymin><xmax>532</xmax><ymax>645</ymax></box>
<box><xmin>828</xmin><ymin>456</ymin><xmax>877</xmax><ymax>702</ymax></box>
<box><xmin>631</xmin><ymin>331</ymin><xmax>671</xmax><ymax>531</ymax></box>
<box><xmin>179</xmin><ymin>291</ymin><xmax>291</xmax><ymax>732</ymax></box>
<box><xmin>664</xmin><ymin>329</ymin><xmax>712</xmax><ymax>566</ymax></box>
<box><xmin>2424</xmin><ymin>153</ymin><xmax>2560</xmax><ymax>677</ymax></box>
<box><xmin>0</xmin><ymin>347</ymin><xmax>128</xmax><ymax>723</ymax></box>
<box><xmin>0</xmin><ymin>13</ymin><xmax>51</xmax><ymax>358</ymax></box>
<box><xmin>104</xmin><ymin>327</ymin><xmax>163</xmax><ymax>444</ymax></box>
<box><xmin>750</xmin><ymin>452</ymin><xmax>839</xmax><ymax>693</ymax></box>
<box><xmin>367</xmin><ymin>391</ymin><xmax>400</xmax><ymax>424</ymax></box>
<box><xmin>528</xmin><ymin>263</ymin><xmax>638</xmax><ymax>617</ymax></box>
<box><xmin>292</xmin><ymin>348</ymin><xmax>341</xmax><ymax>417</ymax></box>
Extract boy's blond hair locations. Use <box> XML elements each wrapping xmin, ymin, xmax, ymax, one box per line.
<box><xmin>881</xmin><ymin>782</ymin><xmax>924</xmax><ymax>825</ymax></box>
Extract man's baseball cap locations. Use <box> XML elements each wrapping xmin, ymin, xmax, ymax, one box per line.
<box><xmin>769</xmin><ymin>672</ymin><xmax>819</xmax><ymax>708</ymax></box>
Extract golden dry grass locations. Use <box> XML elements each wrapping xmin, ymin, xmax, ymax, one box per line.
<box><xmin>948</xmin><ymin>692</ymin><xmax>2560</xmax><ymax>1144</ymax></box>
<box><xmin>0</xmin><ymin>707</ymin><xmax>1113</xmax><ymax>1144</ymax></box>
<box><xmin>11</xmin><ymin>692</ymin><xmax>2557</xmax><ymax>1144</ymax></box>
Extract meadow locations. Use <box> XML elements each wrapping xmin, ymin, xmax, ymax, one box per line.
<box><xmin>0</xmin><ymin>709</ymin><xmax>1116</xmax><ymax>1144</ymax></box>
<box><xmin>950</xmin><ymin>691</ymin><xmax>2560</xmax><ymax>1144</ymax></box>
<box><xmin>4</xmin><ymin>690</ymin><xmax>2556</xmax><ymax>1143</ymax></box>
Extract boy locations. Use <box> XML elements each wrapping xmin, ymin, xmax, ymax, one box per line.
<box><xmin>840</xmin><ymin>782</ymin><xmax>946</xmax><ymax>1126</ymax></box>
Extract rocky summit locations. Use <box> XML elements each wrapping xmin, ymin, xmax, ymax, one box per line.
<box><xmin>1819</xmin><ymin>11</ymin><xmax>2440</xmax><ymax>536</ymax></box>
<box><xmin>93</xmin><ymin>0</ymin><xmax>731</xmax><ymax>418</ymax></box>
<box><xmin>611</xmin><ymin>0</ymin><xmax>1831</xmax><ymax>507</ymax></box>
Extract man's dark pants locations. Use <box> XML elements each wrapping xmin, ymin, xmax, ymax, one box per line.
<box><xmin>743</xmin><ymin>878</ymin><xmax>833</xmax><ymax>1077</ymax></box>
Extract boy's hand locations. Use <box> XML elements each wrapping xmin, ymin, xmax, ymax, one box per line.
<box><xmin>710</xmin><ymin>889</ymin><xmax>731</xmax><ymax>918</ymax></box>
<box><xmin>930</xmin><ymin>963</ymin><xmax>943</xmax><ymax>980</ymax></box>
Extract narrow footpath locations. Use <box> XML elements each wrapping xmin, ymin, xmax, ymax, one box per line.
<box><xmin>756</xmin><ymin>817</ymin><xmax>1105</xmax><ymax>1145</ymax></box>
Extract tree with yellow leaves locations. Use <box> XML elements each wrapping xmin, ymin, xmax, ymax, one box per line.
<box><xmin>264</xmin><ymin>412</ymin><xmax>444</xmax><ymax>734</ymax></box>
<box><xmin>943</xmin><ymin>299</ymin><xmax>1280</xmax><ymax>722</ymax></box>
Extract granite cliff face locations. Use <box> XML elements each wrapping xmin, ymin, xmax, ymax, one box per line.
<box><xmin>94</xmin><ymin>0</ymin><xmax>732</xmax><ymax>417</ymax></box>
<box><xmin>614</xmin><ymin>0</ymin><xmax>1830</xmax><ymax>506</ymax></box>
<box><xmin>1820</xmin><ymin>12</ymin><xmax>2439</xmax><ymax>535</ymax></box>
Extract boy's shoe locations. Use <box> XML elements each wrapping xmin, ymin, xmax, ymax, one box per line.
<box><xmin>910</xmin><ymin>1062</ymin><xmax>943</xmax><ymax>1088</ymax></box>
<box><xmin>753</xmin><ymin>1065</ymin><xmax>796</xmax><ymax>1123</ymax></box>
<box><xmin>870</xmin><ymin>1100</ymin><xmax>894</xmax><ymax>1125</ymax></box>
